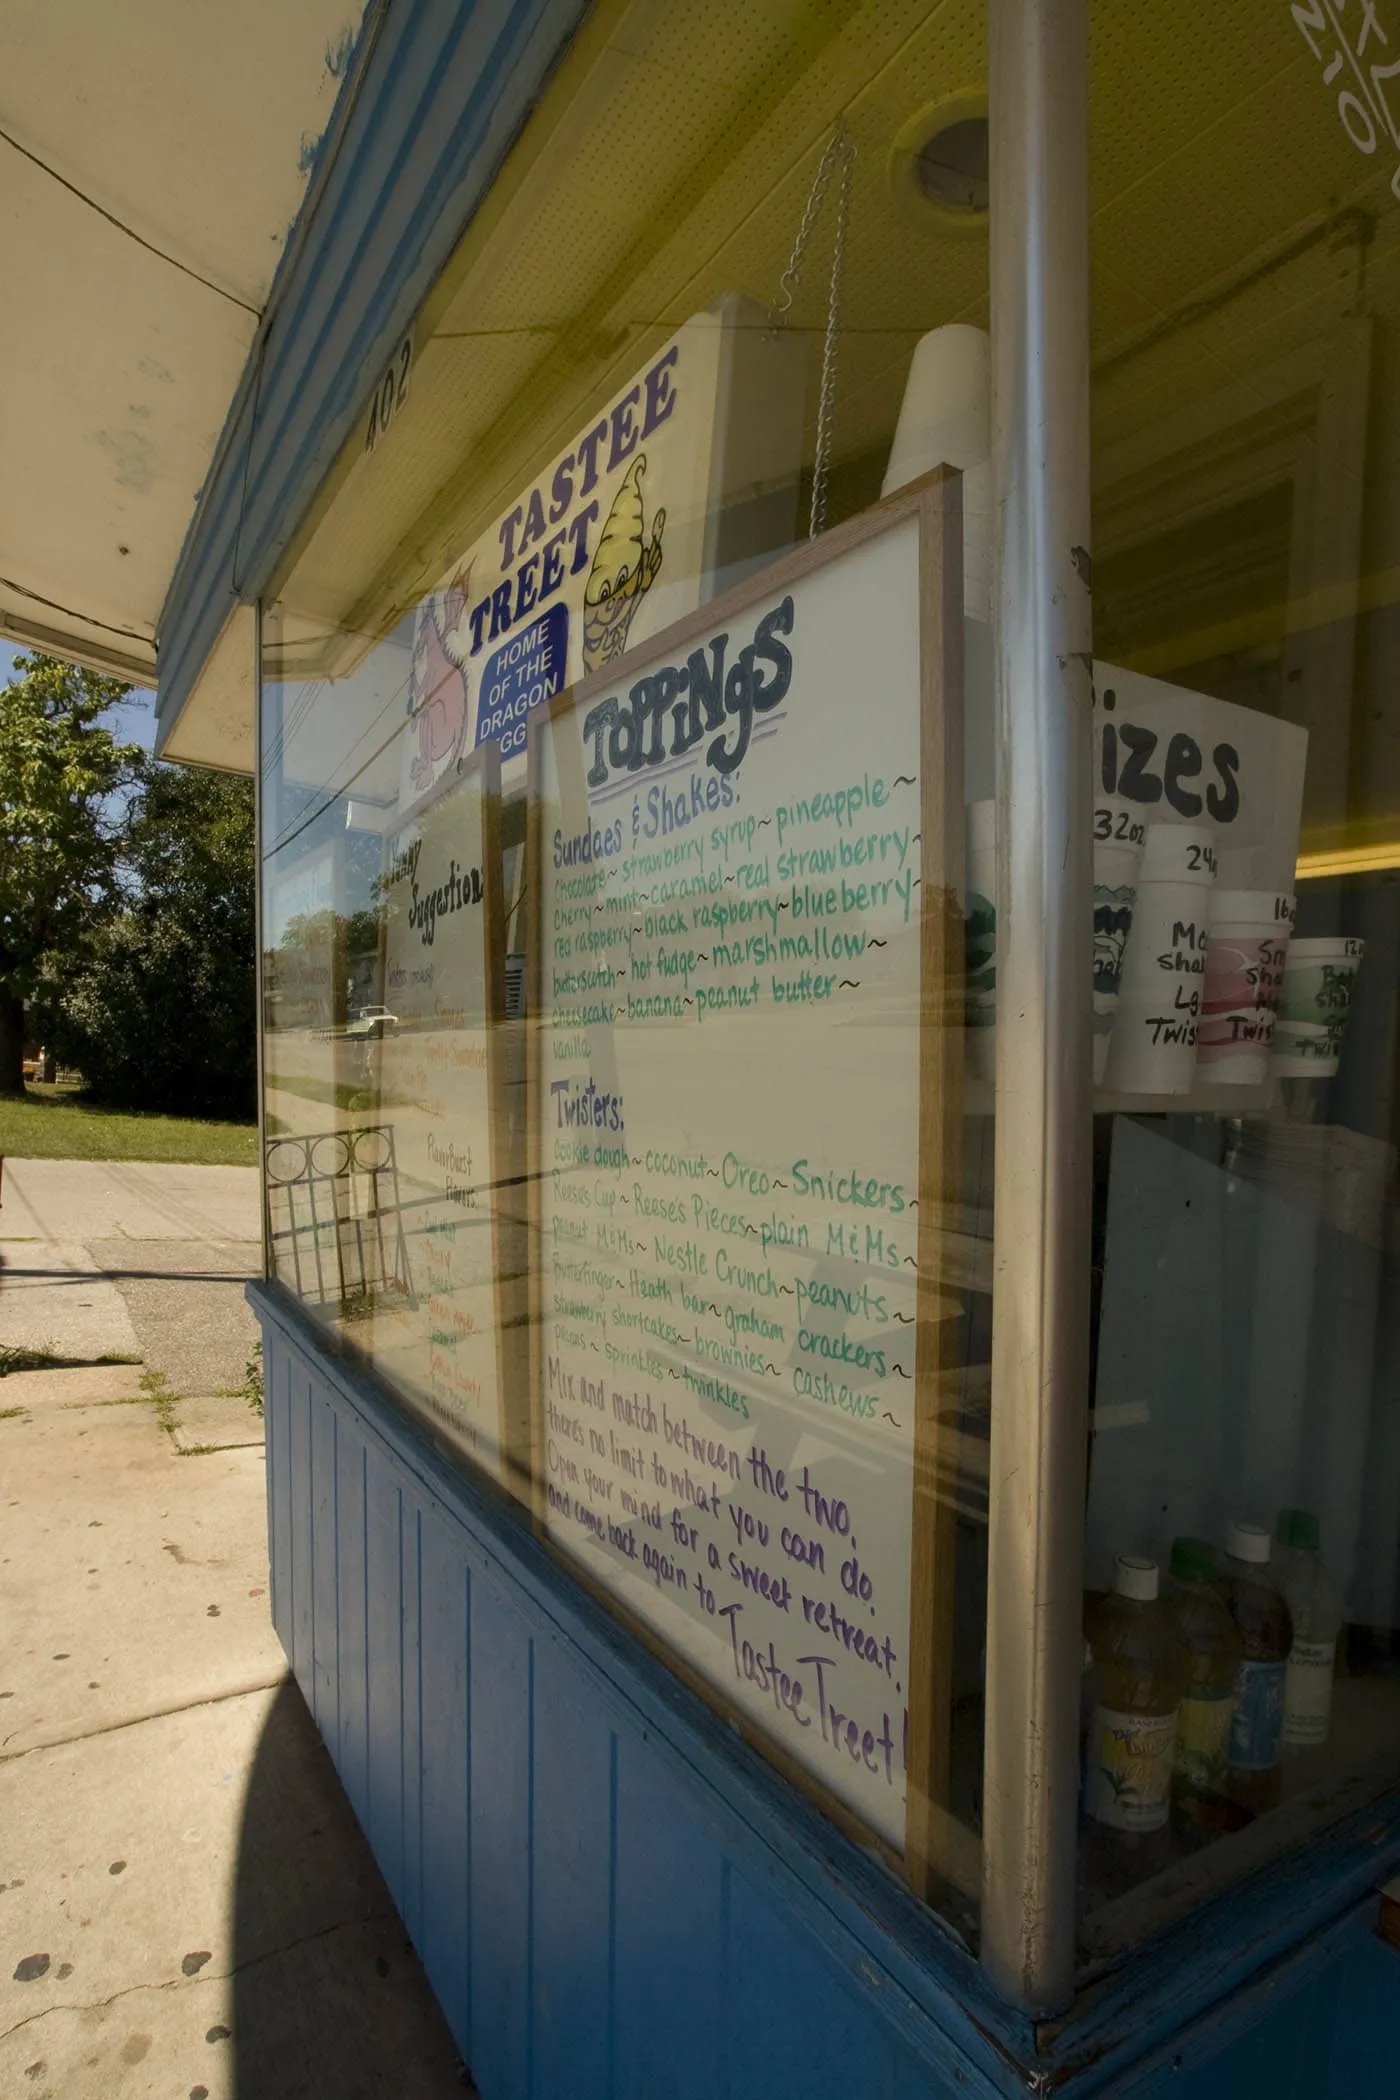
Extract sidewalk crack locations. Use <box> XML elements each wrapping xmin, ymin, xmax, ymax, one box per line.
<box><xmin>0</xmin><ymin>1673</ymin><xmax>288</xmax><ymax>1759</ymax></box>
<box><xmin>1</xmin><ymin>1974</ymin><xmax>182</xmax><ymax>2045</ymax></box>
<box><xmin>0</xmin><ymin>1910</ymin><xmax>394</xmax><ymax>2044</ymax></box>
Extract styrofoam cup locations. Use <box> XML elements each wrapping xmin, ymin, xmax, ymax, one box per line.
<box><xmin>1137</xmin><ymin>820</ymin><xmax>1219</xmax><ymax>885</ymax></box>
<box><xmin>1273</xmin><ymin>937</ymin><xmax>1365</xmax><ymax>1077</ymax></box>
<box><xmin>1196</xmin><ymin>1004</ymin><xmax>1275</xmax><ymax>1084</ymax></box>
<box><xmin>1094</xmin><ymin>797</ymin><xmax>1148</xmax><ymax>862</ymax></box>
<box><xmin>883</xmin><ymin>325</ymin><xmax>989</xmax><ymax>488</ymax></box>
<box><xmin>1204</xmin><ymin>891</ymin><xmax>1293</xmax><ymax>1020</ymax></box>
<box><xmin>883</xmin><ymin>326</ymin><xmax>991</xmax><ymax>620</ymax></box>
<box><xmin>1210</xmin><ymin>890</ymin><xmax>1295</xmax><ymax>939</ymax></box>
<box><xmin>1093</xmin><ymin>798</ymin><xmax>1147</xmax><ymax>1085</ymax></box>
<box><xmin>1104</xmin><ymin>822</ymin><xmax>1215</xmax><ymax>1093</ymax></box>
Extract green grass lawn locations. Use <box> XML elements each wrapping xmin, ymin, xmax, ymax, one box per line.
<box><xmin>0</xmin><ymin>1084</ymin><xmax>258</xmax><ymax>1166</ymax></box>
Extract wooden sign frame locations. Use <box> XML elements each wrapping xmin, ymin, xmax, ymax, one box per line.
<box><xmin>523</xmin><ymin>469</ymin><xmax>969</xmax><ymax>1897</ymax></box>
<box><xmin>371</xmin><ymin>738</ymin><xmax>526</xmax><ymax>1487</ymax></box>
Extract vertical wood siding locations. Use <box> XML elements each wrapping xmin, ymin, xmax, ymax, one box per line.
<box><xmin>259</xmin><ymin>1317</ymin><xmax>970</xmax><ymax>2100</ymax></box>
<box><xmin>258</xmin><ymin>1310</ymin><xmax>1396</xmax><ymax>2100</ymax></box>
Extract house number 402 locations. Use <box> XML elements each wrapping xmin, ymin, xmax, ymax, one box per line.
<box><xmin>364</xmin><ymin>332</ymin><xmax>414</xmax><ymax>455</ymax></box>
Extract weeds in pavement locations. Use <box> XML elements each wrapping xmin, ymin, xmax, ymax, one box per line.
<box><xmin>0</xmin><ymin>1343</ymin><xmax>60</xmax><ymax>1376</ymax></box>
<box><xmin>139</xmin><ymin>1368</ymin><xmax>179</xmax><ymax>1436</ymax></box>
<box><xmin>242</xmin><ymin>1338</ymin><xmax>264</xmax><ymax>1417</ymax></box>
<box><xmin>139</xmin><ymin>1367</ymin><xmax>244</xmax><ymax>1455</ymax></box>
<box><xmin>218</xmin><ymin>1338</ymin><xmax>264</xmax><ymax>1417</ymax></box>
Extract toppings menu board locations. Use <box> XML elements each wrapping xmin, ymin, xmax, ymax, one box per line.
<box><xmin>527</xmin><ymin>480</ymin><xmax>964</xmax><ymax>1861</ymax></box>
<box><xmin>370</xmin><ymin>746</ymin><xmax>514</xmax><ymax>1476</ymax></box>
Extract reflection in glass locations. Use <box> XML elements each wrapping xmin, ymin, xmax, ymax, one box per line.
<box><xmin>1081</xmin><ymin>0</ymin><xmax>1400</xmax><ymax>1952</ymax></box>
<box><xmin>259</xmin><ymin>0</ymin><xmax>994</xmax><ymax>1943</ymax></box>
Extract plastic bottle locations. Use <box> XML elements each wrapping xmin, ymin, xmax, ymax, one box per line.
<box><xmin>1167</xmin><ymin>1536</ymin><xmax>1241</xmax><ymax>1838</ymax></box>
<box><xmin>1079</xmin><ymin>1635</ymin><xmax>1096</xmax><ymax>1792</ymax></box>
<box><xmin>1085</xmin><ymin>1556</ymin><xmax>1181</xmax><ymax>1837</ymax></box>
<box><xmin>1275</xmin><ymin>1508</ymin><xmax>1343</xmax><ymax>1750</ymax></box>
<box><xmin>1220</xmin><ymin>1521</ymin><xmax>1292</xmax><ymax>1820</ymax></box>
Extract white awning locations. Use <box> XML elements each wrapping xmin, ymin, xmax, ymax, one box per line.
<box><xmin>0</xmin><ymin>0</ymin><xmax>366</xmax><ymax>687</ymax></box>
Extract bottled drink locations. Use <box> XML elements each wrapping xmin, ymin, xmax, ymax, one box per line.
<box><xmin>1220</xmin><ymin>1520</ymin><xmax>1292</xmax><ymax>1821</ymax></box>
<box><xmin>1080</xmin><ymin>1635</ymin><xmax>1096</xmax><ymax>1791</ymax></box>
<box><xmin>1167</xmin><ymin>1536</ymin><xmax>1241</xmax><ymax>1838</ymax></box>
<box><xmin>1085</xmin><ymin>1557</ymin><xmax>1181</xmax><ymax>1838</ymax></box>
<box><xmin>1275</xmin><ymin>1508</ymin><xmax>1343</xmax><ymax>1750</ymax></box>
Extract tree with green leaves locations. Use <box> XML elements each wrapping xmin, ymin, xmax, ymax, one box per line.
<box><xmin>0</xmin><ymin>652</ymin><xmax>140</xmax><ymax>1096</ymax></box>
<box><xmin>46</xmin><ymin>761</ymin><xmax>256</xmax><ymax>1118</ymax></box>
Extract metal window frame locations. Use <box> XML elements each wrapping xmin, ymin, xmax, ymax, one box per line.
<box><xmin>981</xmin><ymin>0</ymin><xmax>1094</xmax><ymax>2015</ymax></box>
<box><xmin>253</xmin><ymin>600</ymin><xmax>273</xmax><ymax>1281</ymax></box>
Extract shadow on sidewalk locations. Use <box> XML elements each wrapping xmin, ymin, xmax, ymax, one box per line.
<box><xmin>0</xmin><ymin>1258</ymin><xmax>247</xmax><ymax>1286</ymax></box>
<box><xmin>230</xmin><ymin>1680</ymin><xmax>475</xmax><ymax>2097</ymax></box>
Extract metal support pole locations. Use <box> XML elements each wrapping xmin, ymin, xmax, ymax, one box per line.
<box><xmin>982</xmin><ymin>0</ymin><xmax>1094</xmax><ymax>2014</ymax></box>
<box><xmin>252</xmin><ymin>603</ymin><xmax>272</xmax><ymax>1281</ymax></box>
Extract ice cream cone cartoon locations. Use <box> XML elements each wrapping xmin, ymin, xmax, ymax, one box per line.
<box><xmin>583</xmin><ymin>456</ymin><xmax>665</xmax><ymax>673</ymax></box>
<box><xmin>408</xmin><ymin>563</ymin><xmax>472</xmax><ymax>792</ymax></box>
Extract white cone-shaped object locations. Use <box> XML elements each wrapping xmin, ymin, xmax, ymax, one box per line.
<box><xmin>882</xmin><ymin>324</ymin><xmax>991</xmax><ymax>621</ymax></box>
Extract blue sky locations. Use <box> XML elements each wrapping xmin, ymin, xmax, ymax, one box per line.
<box><xmin>0</xmin><ymin>639</ymin><xmax>157</xmax><ymax>753</ymax></box>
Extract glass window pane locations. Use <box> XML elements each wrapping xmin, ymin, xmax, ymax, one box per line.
<box><xmin>1082</xmin><ymin>0</ymin><xmax>1400</xmax><ymax>1955</ymax></box>
<box><xmin>261</xmin><ymin>0</ymin><xmax>991</xmax><ymax>1939</ymax></box>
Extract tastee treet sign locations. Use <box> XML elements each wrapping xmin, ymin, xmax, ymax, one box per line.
<box><xmin>398</xmin><ymin>295</ymin><xmax>806</xmax><ymax>811</ymax></box>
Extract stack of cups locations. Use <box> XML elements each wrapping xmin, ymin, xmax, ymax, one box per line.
<box><xmin>882</xmin><ymin>325</ymin><xmax>992</xmax><ymax>622</ymax></box>
<box><xmin>1272</xmin><ymin>937</ymin><xmax>1366</xmax><ymax>1077</ymax></box>
<box><xmin>965</xmin><ymin>799</ymin><xmax>997</xmax><ymax>1083</ymax></box>
<box><xmin>1104</xmin><ymin>821</ymin><xmax>1216</xmax><ymax>1094</ymax></box>
<box><xmin>1092</xmin><ymin>798</ymin><xmax>1147</xmax><ymax>1084</ymax></box>
<box><xmin>1196</xmin><ymin>891</ymin><xmax>1295</xmax><ymax>1085</ymax></box>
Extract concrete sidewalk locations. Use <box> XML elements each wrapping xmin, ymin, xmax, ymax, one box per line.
<box><xmin>0</xmin><ymin>1158</ymin><xmax>262</xmax><ymax>1398</ymax></box>
<box><xmin>0</xmin><ymin>1161</ymin><xmax>471</xmax><ymax>2097</ymax></box>
<box><xmin>0</xmin><ymin>1158</ymin><xmax>260</xmax><ymax>1242</ymax></box>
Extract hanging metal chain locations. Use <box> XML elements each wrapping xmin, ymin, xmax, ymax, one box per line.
<box><xmin>767</xmin><ymin>118</ymin><xmax>855</xmax><ymax>539</ymax></box>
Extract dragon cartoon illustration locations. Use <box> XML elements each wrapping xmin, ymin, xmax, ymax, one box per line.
<box><xmin>408</xmin><ymin>564</ymin><xmax>472</xmax><ymax>792</ymax></box>
<box><xmin>583</xmin><ymin>455</ymin><xmax>665</xmax><ymax>673</ymax></box>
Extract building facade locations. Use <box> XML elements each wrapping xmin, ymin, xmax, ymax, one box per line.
<box><xmin>157</xmin><ymin>0</ymin><xmax>1400</xmax><ymax>2088</ymax></box>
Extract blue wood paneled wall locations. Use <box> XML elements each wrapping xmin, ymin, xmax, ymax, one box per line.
<box><xmin>256</xmin><ymin>1287</ymin><xmax>1021</xmax><ymax>2100</ymax></box>
<box><xmin>254</xmin><ymin>1286</ymin><xmax>1400</xmax><ymax>2100</ymax></box>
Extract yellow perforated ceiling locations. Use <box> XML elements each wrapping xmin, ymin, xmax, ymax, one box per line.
<box><xmin>274</xmin><ymin>0</ymin><xmax>990</xmax><ymax>647</ymax></box>
<box><xmin>271</xmin><ymin>0</ymin><xmax>1400</xmax><ymax>672</ymax></box>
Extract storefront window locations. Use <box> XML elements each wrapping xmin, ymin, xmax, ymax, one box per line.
<box><xmin>260</xmin><ymin>0</ymin><xmax>991</xmax><ymax>1936</ymax></box>
<box><xmin>1080</xmin><ymin>0</ymin><xmax>1400</xmax><ymax>1953</ymax></box>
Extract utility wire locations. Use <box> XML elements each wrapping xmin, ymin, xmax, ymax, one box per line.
<box><xmin>0</xmin><ymin>573</ymin><xmax>154</xmax><ymax>647</ymax></box>
<box><xmin>0</xmin><ymin>123</ymin><xmax>261</xmax><ymax>316</ymax></box>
